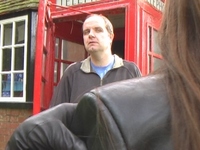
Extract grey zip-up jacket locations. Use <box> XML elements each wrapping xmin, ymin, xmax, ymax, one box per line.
<box><xmin>50</xmin><ymin>54</ymin><xmax>141</xmax><ymax>107</ymax></box>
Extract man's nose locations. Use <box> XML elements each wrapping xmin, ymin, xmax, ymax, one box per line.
<box><xmin>89</xmin><ymin>30</ymin><xmax>95</xmax><ymax>37</ymax></box>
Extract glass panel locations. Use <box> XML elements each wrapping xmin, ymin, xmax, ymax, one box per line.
<box><xmin>55</xmin><ymin>38</ymin><xmax>59</xmax><ymax>58</ymax></box>
<box><xmin>60</xmin><ymin>63</ymin><xmax>69</xmax><ymax>77</ymax></box>
<box><xmin>79</xmin><ymin>0</ymin><xmax>85</xmax><ymax>4</ymax></box>
<box><xmin>153</xmin><ymin>57</ymin><xmax>163</xmax><ymax>71</ymax></box>
<box><xmin>0</xmin><ymin>15</ymin><xmax>27</xmax><ymax>101</ymax></box>
<box><xmin>73</xmin><ymin>0</ymin><xmax>78</xmax><ymax>5</ymax></box>
<box><xmin>15</xmin><ymin>21</ymin><xmax>25</xmax><ymax>44</ymax></box>
<box><xmin>56</xmin><ymin>0</ymin><xmax>62</xmax><ymax>5</ymax></box>
<box><xmin>67</xmin><ymin>0</ymin><xmax>72</xmax><ymax>5</ymax></box>
<box><xmin>14</xmin><ymin>47</ymin><xmax>24</xmax><ymax>70</ymax></box>
<box><xmin>2</xmin><ymin>74</ymin><xmax>11</xmax><ymax>97</ymax></box>
<box><xmin>148</xmin><ymin>26</ymin><xmax>152</xmax><ymax>52</ymax></box>
<box><xmin>62</xmin><ymin>0</ymin><xmax>67</xmax><ymax>5</ymax></box>
<box><xmin>2</xmin><ymin>48</ymin><xmax>12</xmax><ymax>71</ymax></box>
<box><xmin>14</xmin><ymin>73</ymin><xmax>23</xmax><ymax>97</ymax></box>
<box><xmin>54</xmin><ymin>62</ymin><xmax>58</xmax><ymax>83</ymax></box>
<box><xmin>58</xmin><ymin>0</ymin><xmax>98</xmax><ymax>6</ymax></box>
<box><xmin>148</xmin><ymin>55</ymin><xmax>152</xmax><ymax>73</ymax></box>
<box><xmin>3</xmin><ymin>23</ymin><xmax>12</xmax><ymax>46</ymax></box>
<box><xmin>153</xmin><ymin>29</ymin><xmax>161</xmax><ymax>54</ymax></box>
<box><xmin>62</xmin><ymin>40</ymin><xmax>85</xmax><ymax>62</ymax></box>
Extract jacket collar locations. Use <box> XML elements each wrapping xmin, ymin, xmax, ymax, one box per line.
<box><xmin>80</xmin><ymin>54</ymin><xmax>124</xmax><ymax>73</ymax></box>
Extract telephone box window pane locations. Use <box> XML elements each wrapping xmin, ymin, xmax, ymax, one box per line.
<box><xmin>2</xmin><ymin>48</ymin><xmax>11</xmax><ymax>71</ymax></box>
<box><xmin>62</xmin><ymin>40</ymin><xmax>85</xmax><ymax>62</ymax></box>
<box><xmin>61</xmin><ymin>63</ymin><xmax>69</xmax><ymax>77</ymax></box>
<box><xmin>55</xmin><ymin>38</ymin><xmax>59</xmax><ymax>58</ymax></box>
<box><xmin>2</xmin><ymin>74</ymin><xmax>11</xmax><ymax>97</ymax></box>
<box><xmin>15</xmin><ymin>21</ymin><xmax>25</xmax><ymax>44</ymax></box>
<box><xmin>54</xmin><ymin>62</ymin><xmax>58</xmax><ymax>83</ymax></box>
<box><xmin>153</xmin><ymin>29</ymin><xmax>161</xmax><ymax>54</ymax></box>
<box><xmin>148</xmin><ymin>26</ymin><xmax>152</xmax><ymax>52</ymax></box>
<box><xmin>14</xmin><ymin>47</ymin><xmax>24</xmax><ymax>70</ymax></box>
<box><xmin>148</xmin><ymin>55</ymin><xmax>152</xmax><ymax>73</ymax></box>
<box><xmin>14</xmin><ymin>73</ymin><xmax>23</xmax><ymax>97</ymax></box>
<box><xmin>3</xmin><ymin>23</ymin><xmax>12</xmax><ymax>46</ymax></box>
<box><xmin>153</xmin><ymin>57</ymin><xmax>163</xmax><ymax>71</ymax></box>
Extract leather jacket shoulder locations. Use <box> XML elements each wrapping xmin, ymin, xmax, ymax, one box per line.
<box><xmin>71</xmin><ymin>74</ymin><xmax>172</xmax><ymax>150</ymax></box>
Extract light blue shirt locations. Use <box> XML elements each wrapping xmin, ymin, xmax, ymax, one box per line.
<box><xmin>91</xmin><ymin>56</ymin><xmax>115</xmax><ymax>79</ymax></box>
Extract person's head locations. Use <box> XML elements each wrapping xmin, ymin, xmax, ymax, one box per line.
<box><xmin>82</xmin><ymin>14</ymin><xmax>114</xmax><ymax>55</ymax></box>
<box><xmin>158</xmin><ymin>0</ymin><xmax>200</xmax><ymax>150</ymax></box>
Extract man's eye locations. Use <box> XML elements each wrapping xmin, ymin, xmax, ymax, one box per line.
<box><xmin>95</xmin><ymin>28</ymin><xmax>103</xmax><ymax>32</ymax></box>
<box><xmin>83</xmin><ymin>30</ymin><xmax>89</xmax><ymax>35</ymax></box>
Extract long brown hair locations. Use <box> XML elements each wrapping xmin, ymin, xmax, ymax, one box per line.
<box><xmin>159</xmin><ymin>0</ymin><xmax>200</xmax><ymax>149</ymax></box>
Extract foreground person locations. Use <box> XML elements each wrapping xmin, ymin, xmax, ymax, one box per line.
<box><xmin>6</xmin><ymin>0</ymin><xmax>200</xmax><ymax>150</ymax></box>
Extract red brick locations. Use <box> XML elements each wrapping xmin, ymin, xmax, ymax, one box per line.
<box><xmin>0</xmin><ymin>109</ymin><xmax>6</xmax><ymax>115</ymax></box>
<box><xmin>0</xmin><ymin>122</ymin><xmax>10</xmax><ymax>129</ymax></box>
<box><xmin>0</xmin><ymin>108</ymin><xmax>33</xmax><ymax>150</ymax></box>
<box><xmin>0</xmin><ymin>135</ymin><xmax>4</xmax><ymax>141</ymax></box>
<box><xmin>0</xmin><ymin>128</ymin><xmax>10</xmax><ymax>135</ymax></box>
<box><xmin>19</xmin><ymin>109</ymin><xmax>32</xmax><ymax>116</ymax></box>
<box><xmin>9</xmin><ymin>116</ymin><xmax>18</xmax><ymax>122</ymax></box>
<box><xmin>0</xmin><ymin>115</ymin><xmax>9</xmax><ymax>122</ymax></box>
<box><xmin>9</xmin><ymin>122</ymin><xmax>20</xmax><ymax>129</ymax></box>
<box><xmin>10</xmin><ymin>109</ymin><xmax>20</xmax><ymax>116</ymax></box>
<box><xmin>5</xmin><ymin>109</ymin><xmax>11</xmax><ymax>115</ymax></box>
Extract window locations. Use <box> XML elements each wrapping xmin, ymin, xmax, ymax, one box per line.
<box><xmin>0</xmin><ymin>15</ymin><xmax>28</xmax><ymax>102</ymax></box>
<box><xmin>54</xmin><ymin>38</ymin><xmax>85</xmax><ymax>85</ymax></box>
<box><xmin>147</xmin><ymin>26</ymin><xmax>162</xmax><ymax>73</ymax></box>
<box><xmin>56</xmin><ymin>0</ymin><xmax>99</xmax><ymax>6</ymax></box>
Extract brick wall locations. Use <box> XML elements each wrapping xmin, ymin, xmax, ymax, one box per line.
<box><xmin>0</xmin><ymin>108</ymin><xmax>32</xmax><ymax>150</ymax></box>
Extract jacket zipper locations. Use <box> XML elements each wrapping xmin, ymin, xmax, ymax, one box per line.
<box><xmin>100</xmin><ymin>79</ymin><xmax>103</xmax><ymax>86</ymax></box>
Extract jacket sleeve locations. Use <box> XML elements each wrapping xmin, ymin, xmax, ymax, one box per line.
<box><xmin>130</xmin><ymin>62</ymin><xmax>142</xmax><ymax>77</ymax></box>
<box><xmin>123</xmin><ymin>60</ymin><xmax>142</xmax><ymax>78</ymax></box>
<box><xmin>6</xmin><ymin>103</ymin><xmax>87</xmax><ymax>150</ymax></box>
<box><xmin>49</xmin><ymin>68</ymin><xmax>71</xmax><ymax>107</ymax></box>
<box><xmin>134</xmin><ymin>63</ymin><xmax>142</xmax><ymax>77</ymax></box>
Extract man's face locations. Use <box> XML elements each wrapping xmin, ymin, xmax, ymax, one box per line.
<box><xmin>82</xmin><ymin>15</ymin><xmax>114</xmax><ymax>54</ymax></box>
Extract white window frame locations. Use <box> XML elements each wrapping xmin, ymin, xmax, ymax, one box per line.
<box><xmin>0</xmin><ymin>15</ymin><xmax>28</xmax><ymax>102</ymax></box>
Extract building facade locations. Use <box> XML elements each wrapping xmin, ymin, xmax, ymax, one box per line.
<box><xmin>0</xmin><ymin>0</ymin><xmax>38</xmax><ymax>149</ymax></box>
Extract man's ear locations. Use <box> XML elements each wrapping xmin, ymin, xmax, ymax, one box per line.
<box><xmin>110</xmin><ymin>33</ymin><xmax>114</xmax><ymax>41</ymax></box>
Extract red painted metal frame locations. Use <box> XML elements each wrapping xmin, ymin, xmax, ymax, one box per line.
<box><xmin>49</xmin><ymin>0</ymin><xmax>137</xmax><ymax>62</ymax></box>
<box><xmin>33</xmin><ymin>0</ymin><xmax>138</xmax><ymax>114</ymax></box>
<box><xmin>42</xmin><ymin>20</ymin><xmax>55</xmax><ymax>111</ymax></box>
<box><xmin>137</xmin><ymin>1</ymin><xmax>162</xmax><ymax>75</ymax></box>
<box><xmin>33</xmin><ymin>0</ymin><xmax>56</xmax><ymax>114</ymax></box>
<box><xmin>54</xmin><ymin>38</ymin><xmax>62</xmax><ymax>86</ymax></box>
<box><xmin>33</xmin><ymin>0</ymin><xmax>163</xmax><ymax>113</ymax></box>
<box><xmin>124</xmin><ymin>0</ymin><xmax>137</xmax><ymax>61</ymax></box>
<box><xmin>33</xmin><ymin>0</ymin><xmax>48</xmax><ymax>114</ymax></box>
<box><xmin>50</xmin><ymin>0</ymin><xmax>127</xmax><ymax>20</ymax></box>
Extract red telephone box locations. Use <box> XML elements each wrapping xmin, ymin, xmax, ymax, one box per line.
<box><xmin>33</xmin><ymin>0</ymin><xmax>164</xmax><ymax>114</ymax></box>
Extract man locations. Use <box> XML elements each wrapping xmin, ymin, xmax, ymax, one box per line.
<box><xmin>50</xmin><ymin>14</ymin><xmax>141</xmax><ymax>107</ymax></box>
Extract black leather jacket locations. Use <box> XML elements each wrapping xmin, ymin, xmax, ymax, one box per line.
<box><xmin>6</xmin><ymin>75</ymin><xmax>173</xmax><ymax>150</ymax></box>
